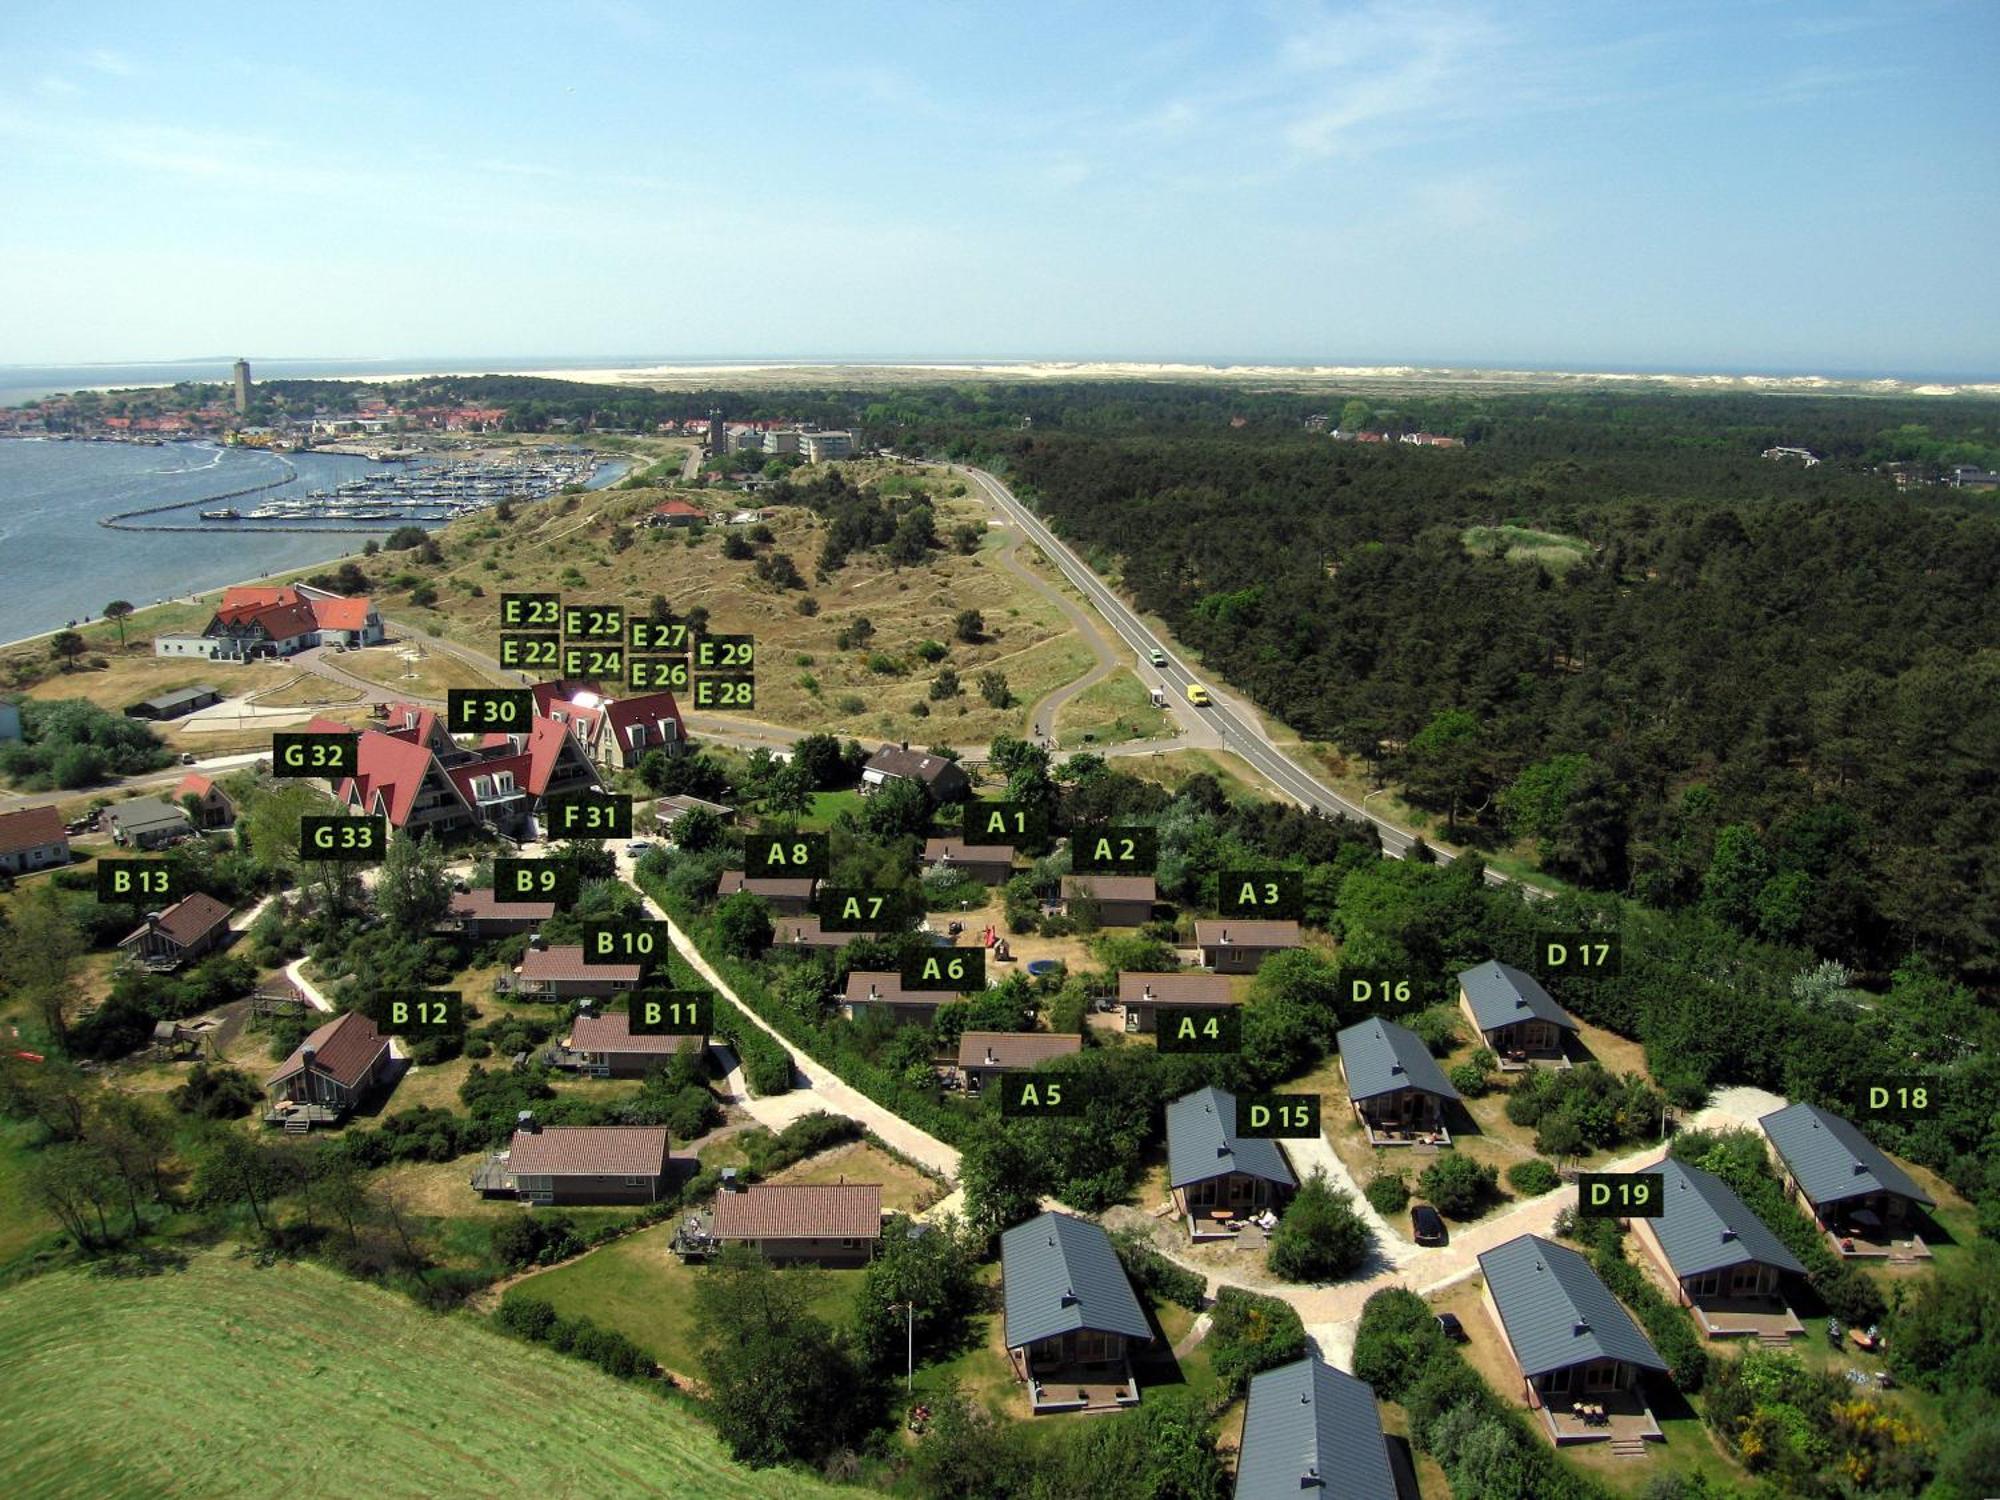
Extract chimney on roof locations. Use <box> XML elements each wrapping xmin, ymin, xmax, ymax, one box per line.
<box><xmin>1572</xmin><ymin>1319</ymin><xmax>1590</xmax><ymax>1335</ymax></box>
<box><xmin>1220</xmin><ymin>927</ymin><xmax>1229</xmax><ymax>942</ymax></box>
<box><xmin>1300</xmin><ymin>1470</ymin><xmax>1323</xmax><ymax>1489</ymax></box>
<box><xmin>985</xmin><ymin>1046</ymin><xmax>996</xmax><ymax>1064</ymax></box>
<box><xmin>900</xmin><ymin>740</ymin><xmax>909</xmax><ymax>751</ymax></box>
<box><xmin>1720</xmin><ymin>1228</ymin><xmax>1737</xmax><ymax>1242</ymax></box>
<box><xmin>1059</xmin><ymin>1290</ymin><xmax>1078</xmax><ymax>1306</ymax></box>
<box><xmin>517</xmin><ymin>1110</ymin><xmax>539</xmax><ymax>1134</ymax></box>
<box><xmin>300</xmin><ymin>1044</ymin><xmax>317</xmax><ymax>1073</ymax></box>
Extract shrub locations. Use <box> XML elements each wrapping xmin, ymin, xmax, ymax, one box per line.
<box><xmin>1110</xmin><ymin>1226</ymin><xmax>1207</xmax><ymax>1313</ymax></box>
<box><xmin>1269</xmin><ymin>1168</ymin><xmax>1372</xmax><ymax>1282</ymax></box>
<box><xmin>1506</xmin><ymin>1159</ymin><xmax>1561</xmax><ymax>1196</ymax></box>
<box><xmin>1364</xmin><ymin>1172</ymin><xmax>1411</xmax><ymax>1215</ymax></box>
<box><xmin>1418</xmin><ymin>1153</ymin><xmax>1500</xmax><ymax>1219</ymax></box>
<box><xmin>1449</xmin><ymin>1049</ymin><xmax>1493</xmax><ymax>1098</ymax></box>
<box><xmin>1207</xmin><ymin>1286</ymin><xmax>1308</xmax><ymax>1395</ymax></box>
<box><xmin>1408</xmin><ymin>1005</ymin><xmax>1461</xmax><ymax>1055</ymax></box>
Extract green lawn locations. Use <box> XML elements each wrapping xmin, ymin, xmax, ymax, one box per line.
<box><xmin>0</xmin><ymin>1251</ymin><xmax>861</xmax><ymax>1499</ymax></box>
<box><xmin>510</xmin><ymin>1222</ymin><xmax>866</xmax><ymax>1375</ymax></box>
<box><xmin>1461</xmin><ymin>524</ymin><xmax>1594</xmax><ymax>571</ymax></box>
<box><xmin>1056</xmin><ymin>670</ymin><xmax>1171</xmax><ymax>747</ymax></box>
<box><xmin>0</xmin><ymin>1121</ymin><xmax>61</xmax><ymax>1279</ymax></box>
<box><xmin>800</xmin><ymin>790</ymin><xmax>868</xmax><ymax>830</ymax></box>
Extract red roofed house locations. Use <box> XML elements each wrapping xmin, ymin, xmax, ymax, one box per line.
<box><xmin>479</xmin><ymin>1117</ymin><xmax>675</xmax><ymax>1204</ymax></box>
<box><xmin>531</xmin><ymin>680</ymin><xmax>688</xmax><ymax>771</ymax></box>
<box><xmin>336</xmin><ymin>729</ymin><xmax>481</xmax><ymax>838</ymax></box>
<box><xmin>442</xmin><ymin>887</ymin><xmax>554</xmax><ymax>938</ymax></box>
<box><xmin>118</xmin><ymin>892</ymin><xmax>234</xmax><ymax>972</ymax></box>
<box><xmin>648</xmin><ymin>499</ymin><xmax>708</xmax><ymax>527</ymax></box>
<box><xmin>175</xmin><ymin>772</ymin><xmax>235</xmax><ymax>829</ymax></box>
<box><xmin>155</xmin><ymin>583</ymin><xmax>381</xmax><ymax>660</ymax></box>
<box><xmin>200</xmin><ymin>595</ymin><xmax>321</xmax><ymax>659</ymax></box>
<box><xmin>336</xmin><ymin>715</ymin><xmax>600</xmax><ymax>840</ymax></box>
<box><xmin>507</xmin><ymin>944</ymin><xmax>642</xmax><ymax>1000</ymax></box>
<box><xmin>307</xmin><ymin>592</ymin><xmax>384</xmax><ymax>647</ymax></box>
<box><xmin>0</xmin><ymin>804</ymin><xmax>70</xmax><ymax>875</ymax></box>
<box><xmin>709</xmin><ymin>1181</ymin><xmax>883</xmax><ymax>1266</ymax></box>
<box><xmin>264</xmin><ymin>1010</ymin><xmax>395</xmax><ymax>1129</ymax></box>
<box><xmin>559</xmin><ymin>1002</ymin><xmax>706</xmax><ymax>1076</ymax></box>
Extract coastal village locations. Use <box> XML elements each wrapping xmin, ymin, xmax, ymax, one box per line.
<box><xmin>0</xmin><ymin>374</ymin><xmax>1980</xmax><ymax>1500</ymax></box>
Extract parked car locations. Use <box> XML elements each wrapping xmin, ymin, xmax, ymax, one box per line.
<box><xmin>1412</xmin><ymin>1203</ymin><xmax>1448</xmax><ymax>1246</ymax></box>
<box><xmin>624</xmin><ymin>840</ymin><xmax>654</xmax><ymax>856</ymax></box>
<box><xmin>1436</xmin><ymin>1311</ymin><xmax>1467</xmax><ymax>1342</ymax></box>
<box><xmin>179</xmin><ymin>752</ymin><xmax>198</xmax><ymax>765</ymax></box>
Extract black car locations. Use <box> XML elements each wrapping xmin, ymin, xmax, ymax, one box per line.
<box><xmin>1436</xmin><ymin>1312</ymin><xmax>1467</xmax><ymax>1342</ymax></box>
<box><xmin>1411</xmin><ymin>1203</ymin><xmax>1448</xmax><ymax>1246</ymax></box>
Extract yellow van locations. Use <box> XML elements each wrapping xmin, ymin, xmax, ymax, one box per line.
<box><xmin>1186</xmin><ymin>683</ymin><xmax>1212</xmax><ymax>706</ymax></box>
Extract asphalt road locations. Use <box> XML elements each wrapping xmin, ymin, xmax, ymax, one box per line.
<box><xmin>950</xmin><ymin>463</ymin><xmax>1538</xmax><ymax>892</ymax></box>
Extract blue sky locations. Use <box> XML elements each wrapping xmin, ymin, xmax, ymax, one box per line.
<box><xmin>3</xmin><ymin>1</ymin><xmax>1995</xmax><ymax>372</ymax></box>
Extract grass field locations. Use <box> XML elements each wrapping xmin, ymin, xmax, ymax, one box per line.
<box><xmin>20</xmin><ymin>657</ymin><xmax>292</xmax><ymax>713</ymax></box>
<box><xmin>513</xmin><ymin>1223</ymin><xmax>867</xmax><ymax>1376</ymax></box>
<box><xmin>248</xmin><ymin>673</ymin><xmax>364</xmax><ymax>707</ymax></box>
<box><xmin>0</xmin><ymin>1122</ymin><xmax>60</xmax><ymax>1277</ymax></box>
<box><xmin>331</xmin><ymin>643</ymin><xmax>507</xmax><ymax>696</ymax></box>
<box><xmin>0</xmin><ymin>1251</ymin><xmax>861</xmax><ymax>1499</ymax></box>
<box><xmin>766</xmin><ymin>1140</ymin><xmax>943</xmax><ymax>1215</ymax></box>
<box><xmin>1461</xmin><ymin>524</ymin><xmax>1594</xmax><ymax>571</ymax></box>
<box><xmin>1055</xmin><ymin>669</ymin><xmax>1171</xmax><ymax>746</ymax></box>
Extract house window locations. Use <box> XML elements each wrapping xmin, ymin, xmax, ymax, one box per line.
<box><xmin>629</xmin><ymin>725</ymin><xmax>647</xmax><ymax>748</ymax></box>
<box><xmin>623</xmin><ymin>1176</ymin><xmax>644</xmax><ymax>1186</ymax></box>
<box><xmin>1585</xmin><ymin>1363</ymin><xmax>1621</xmax><ymax>1392</ymax></box>
<box><xmin>840</xmin><ymin>1238</ymin><xmax>856</xmax><ymax>1248</ymax></box>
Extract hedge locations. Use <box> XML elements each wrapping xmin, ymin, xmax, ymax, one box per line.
<box><xmin>1110</xmin><ymin>1227</ymin><xmax>1207</xmax><ymax>1314</ymax></box>
<box><xmin>1354</xmin><ymin>1288</ymin><xmax>1611</xmax><ymax>1500</ymax></box>
<box><xmin>495</xmin><ymin>1294</ymin><xmax>656</xmax><ymax>1381</ymax></box>
<box><xmin>1207</xmin><ymin>1287</ymin><xmax>1308</xmax><ymax>1396</ymax></box>
<box><xmin>709</xmin><ymin>994</ymin><xmax>794</xmax><ymax>1096</ymax></box>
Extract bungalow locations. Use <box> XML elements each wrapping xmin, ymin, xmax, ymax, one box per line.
<box><xmin>647</xmin><ymin>498</ymin><xmax>708</xmax><ymax>527</ymax></box>
<box><xmin>202</xmin><ymin>596</ymin><xmax>321</xmax><ymax>659</ymax></box>
<box><xmin>264</xmin><ymin>1010</ymin><xmax>395</xmax><ymax>1130</ymax></box>
<box><xmin>1166</xmin><ymin>1085</ymin><xmax>1297</xmax><ymax>1240</ymax></box>
<box><xmin>117</xmin><ymin>892</ymin><xmax>233</xmax><ymax>972</ymax></box>
<box><xmin>860</xmin><ymin>744</ymin><xmax>971</xmax><ymax>804</ymax></box>
<box><xmin>841</xmin><ymin>970</ymin><xmax>944</xmax><ymax>1027</ymax></box>
<box><xmin>1059</xmin><ymin>874</ymin><xmax>1156</xmax><ymax>927</ymax></box>
<box><xmin>716</xmin><ymin>870</ymin><xmax>818</xmax><ymax>916</ymax></box>
<box><xmin>0</xmin><ymin>804</ymin><xmax>69</xmax><ymax>875</ymax></box>
<box><xmin>653</xmin><ymin>792</ymin><xmax>735</xmax><ymax>837</ymax></box>
<box><xmin>305</xmin><ymin>591</ymin><xmax>385</xmax><ymax>648</ymax></box>
<box><xmin>1630</xmin><ymin>1158</ymin><xmax>1806</xmax><ymax>1339</ymax></box>
<box><xmin>443</xmin><ymin>887</ymin><xmax>555</xmax><ymax>938</ymax></box>
<box><xmin>1002</xmin><ymin>1211</ymin><xmax>1154</xmax><ymax>1413</ymax></box>
<box><xmin>1116</xmin><ymin>971</ymin><xmax>1235</xmax><ymax>1035</ymax></box>
<box><xmin>124</xmin><ymin>685</ymin><xmax>222</xmax><ymax>720</ymax></box>
<box><xmin>922</xmin><ymin>838</ymin><xmax>1015</xmax><ymax>885</ymax></box>
<box><xmin>1457</xmin><ymin>960</ymin><xmax>1578</xmax><ymax>1067</ymax></box>
<box><xmin>1759</xmin><ymin>1102</ymin><xmax>1935</xmax><ymax>1260</ymax></box>
<box><xmin>107</xmin><ymin>797</ymin><xmax>194</xmax><ymax>850</ymax></box>
<box><xmin>560</xmin><ymin>1005</ymin><xmax>706</xmax><ymax>1077</ymax></box>
<box><xmin>174</xmin><ymin>773</ymin><xmax>235</xmax><ymax>829</ymax></box>
<box><xmin>1193</xmin><ymin>919</ymin><xmax>1301</xmax><ymax>974</ymax></box>
<box><xmin>1234</xmin><ymin>1356</ymin><xmax>1398</xmax><ymax>1500</ymax></box>
<box><xmin>1337</xmin><ymin>1016</ymin><xmax>1460</xmax><ymax>1146</ymax></box>
<box><xmin>1477</xmin><ymin>1234</ymin><xmax>1668</xmax><ymax>1445</ymax></box>
<box><xmin>485</xmin><ymin>1118</ymin><xmax>674</xmax><ymax>1205</ymax></box>
<box><xmin>531</xmin><ymin>680</ymin><xmax>688</xmax><ymax>770</ymax></box>
<box><xmin>770</xmin><ymin>915</ymin><xmax>866</xmax><ymax>952</ymax></box>
<box><xmin>507</xmin><ymin>944</ymin><xmax>642</xmax><ymax>1000</ymax></box>
<box><xmin>710</xmin><ymin>1181</ymin><xmax>883</xmax><ymax>1266</ymax></box>
<box><xmin>954</xmin><ymin>1030</ymin><xmax>1081</xmax><ymax>1093</ymax></box>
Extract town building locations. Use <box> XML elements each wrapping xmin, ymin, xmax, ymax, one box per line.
<box><xmin>1059</xmin><ymin>874</ymin><xmax>1157</xmax><ymax>927</ymax></box>
<box><xmin>153</xmin><ymin>585</ymin><xmax>384</xmax><ymax>661</ymax></box>
<box><xmin>327</xmin><ymin>714</ymin><xmax>602</xmax><ymax>840</ymax></box>
<box><xmin>1759</xmin><ymin>1101</ymin><xmax>1935</xmax><ymax>1260</ymax></box>
<box><xmin>479</xmin><ymin>1119</ymin><xmax>675</xmax><ymax>1205</ymax></box>
<box><xmin>265</xmin><ymin>1011</ymin><xmax>395</xmax><ymax>1131</ymax></box>
<box><xmin>1337</xmin><ymin>1016</ymin><xmax>1460</xmax><ymax>1145</ymax></box>
<box><xmin>922</xmin><ymin>838</ymin><xmax>1016</xmax><ymax>884</ymax></box>
<box><xmin>1166</xmin><ymin>1085</ymin><xmax>1297</xmax><ymax>1241</ymax></box>
<box><xmin>0</xmin><ymin>804</ymin><xmax>70</xmax><ymax>875</ymax></box>
<box><xmin>117</xmin><ymin>892</ymin><xmax>233</xmax><ymax>972</ymax></box>
<box><xmin>1457</xmin><ymin>959</ymin><xmax>1578</xmax><ymax>1067</ymax></box>
<box><xmin>531</xmin><ymin>680</ymin><xmax>688</xmax><ymax>769</ymax></box>
<box><xmin>1233</xmin><ymin>1356</ymin><xmax>1398</xmax><ymax>1500</ymax></box>
<box><xmin>860</xmin><ymin>744</ymin><xmax>971</xmax><ymax>803</ymax></box>
<box><xmin>1115</xmin><ymin>971</ymin><xmax>1235</xmax><ymax>1035</ymax></box>
<box><xmin>841</xmin><ymin>970</ymin><xmax>945</xmax><ymax>1026</ymax></box>
<box><xmin>107</xmin><ymin>797</ymin><xmax>194</xmax><ymax>850</ymax></box>
<box><xmin>1629</xmin><ymin>1157</ymin><xmax>1806</xmax><ymax>1339</ymax></box>
<box><xmin>954</xmin><ymin>1030</ymin><xmax>1081</xmax><ymax>1093</ymax></box>
<box><xmin>1002</xmin><ymin>1211</ymin><xmax>1153</xmax><ymax>1413</ymax></box>
<box><xmin>800</xmin><ymin>431</ymin><xmax>854</xmax><ymax>461</ymax></box>
<box><xmin>1193</xmin><ymin>919</ymin><xmax>1302</xmax><ymax>973</ymax></box>
<box><xmin>710</xmin><ymin>1182</ymin><xmax>883</xmax><ymax>1266</ymax></box>
<box><xmin>1478</xmin><ymin>1234</ymin><xmax>1668</xmax><ymax>1446</ymax></box>
<box><xmin>232</xmin><ymin>358</ymin><xmax>251</xmax><ymax>415</ymax></box>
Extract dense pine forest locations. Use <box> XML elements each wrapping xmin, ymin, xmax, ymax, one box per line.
<box><xmin>886</xmin><ymin>392</ymin><xmax>2000</xmax><ymax>988</ymax></box>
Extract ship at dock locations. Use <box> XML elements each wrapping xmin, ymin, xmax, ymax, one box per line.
<box><xmin>200</xmin><ymin>452</ymin><xmax>601</xmax><ymax>527</ymax></box>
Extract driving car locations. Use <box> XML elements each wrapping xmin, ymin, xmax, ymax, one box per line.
<box><xmin>1148</xmin><ymin>647</ymin><xmax>1167</xmax><ymax>666</ymax></box>
<box><xmin>1185</xmin><ymin>683</ymin><xmax>1212</xmax><ymax>706</ymax></box>
<box><xmin>1412</xmin><ymin>1203</ymin><xmax>1448</xmax><ymax>1246</ymax></box>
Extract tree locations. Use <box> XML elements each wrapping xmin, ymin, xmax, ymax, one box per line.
<box><xmin>1339</xmin><ymin>398</ymin><xmax>1371</xmax><ymax>432</ymax></box>
<box><xmin>92</xmin><ymin>1092</ymin><xmax>174</xmax><ymax>1218</ymax></box>
<box><xmin>672</xmin><ymin>805</ymin><xmax>723</xmax><ymax>853</ymax></box>
<box><xmin>693</xmin><ymin>1248</ymin><xmax>862</xmax><ymax>1466</ymax></box>
<box><xmin>951</xmin><ymin>521</ymin><xmax>983</xmax><ymax>554</ymax></box>
<box><xmin>29</xmin><ymin>1143</ymin><xmax>123</xmax><ymax>1251</ymax></box>
<box><xmin>862</xmin><ymin>775</ymin><xmax>934</xmax><ymax>841</ymax></box>
<box><xmin>715</xmin><ymin>891</ymin><xmax>774</xmax><ymax>958</ymax></box>
<box><xmin>929</xmin><ymin>666</ymin><xmax>961</xmax><ymax>700</ymax></box>
<box><xmin>761</xmin><ymin>758</ymin><xmax>813</xmax><ymax>818</ymax></box>
<box><xmin>954</xmin><ymin>609</ymin><xmax>985</xmax><ymax>643</ymax></box>
<box><xmin>1400</xmin><ymin>709</ymin><xmax>1489</xmax><ymax>836</ymax></box>
<box><xmin>102</xmin><ymin>600</ymin><xmax>134</xmax><ymax>647</ymax></box>
<box><xmin>1268</xmin><ymin>1168</ymin><xmax>1372</xmax><ymax>1281</ymax></box>
<box><xmin>376</xmin><ymin>829</ymin><xmax>452</xmax><ymax>939</ymax></box>
<box><xmin>855</xmin><ymin>1213</ymin><xmax>981</xmax><ymax>1375</ymax></box>
<box><xmin>1417</xmin><ymin>1152</ymin><xmax>1499</xmax><ymax>1218</ymax></box>
<box><xmin>48</xmin><ymin>630</ymin><xmax>87</xmax><ymax>672</ymax></box>
<box><xmin>0</xmin><ymin>883</ymin><xmax>84</xmax><ymax>1047</ymax></box>
<box><xmin>791</xmin><ymin>731</ymin><xmax>845</xmax><ymax>790</ymax></box>
<box><xmin>978</xmin><ymin>670</ymin><xmax>1012</xmax><ymax>709</ymax></box>
<box><xmin>195</xmin><ymin>1127</ymin><xmax>278</xmax><ymax>1240</ymax></box>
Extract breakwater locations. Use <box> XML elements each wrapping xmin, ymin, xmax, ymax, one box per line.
<box><xmin>97</xmin><ymin>452</ymin><xmax>299</xmax><ymax>531</ymax></box>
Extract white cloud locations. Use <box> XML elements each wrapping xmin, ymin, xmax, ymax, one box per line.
<box><xmin>82</xmin><ymin>49</ymin><xmax>135</xmax><ymax>77</ymax></box>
